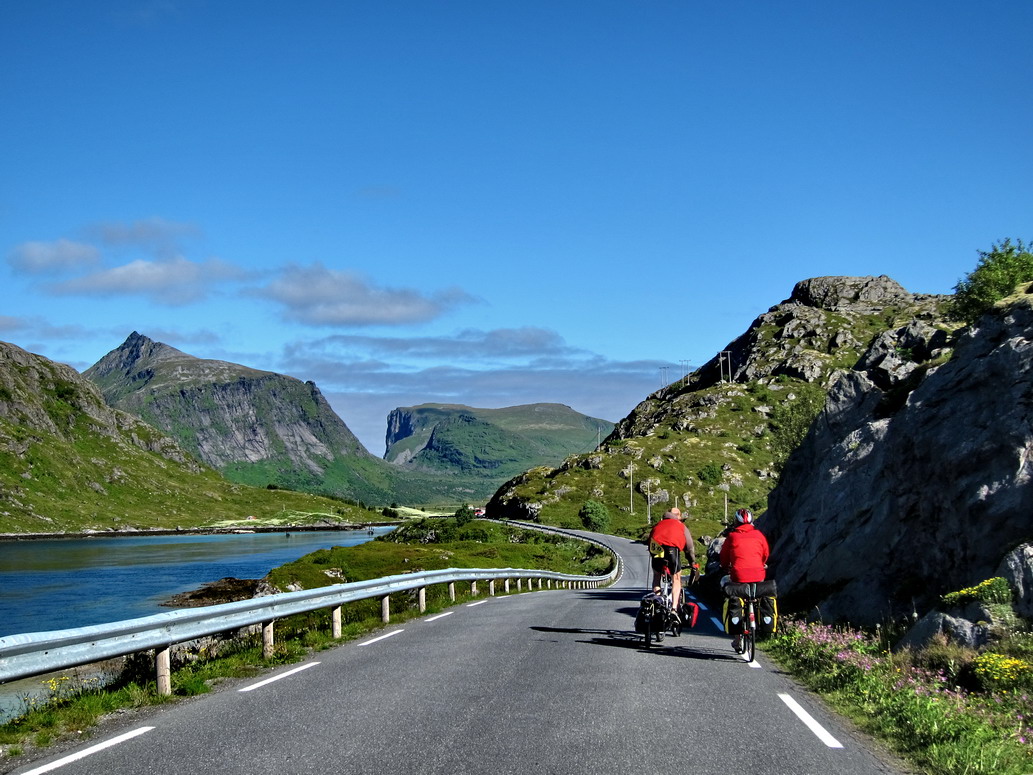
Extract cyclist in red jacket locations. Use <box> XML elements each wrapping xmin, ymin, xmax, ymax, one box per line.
<box><xmin>648</xmin><ymin>507</ymin><xmax>698</xmax><ymax>620</ymax></box>
<box><xmin>719</xmin><ymin>508</ymin><xmax>769</xmax><ymax>582</ymax></box>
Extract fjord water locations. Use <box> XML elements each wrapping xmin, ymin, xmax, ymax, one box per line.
<box><xmin>0</xmin><ymin>527</ymin><xmax>395</xmax><ymax>638</ymax></box>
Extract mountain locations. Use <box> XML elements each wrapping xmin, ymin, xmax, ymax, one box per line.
<box><xmin>84</xmin><ymin>332</ymin><xmax>401</xmax><ymax>505</ymax></box>
<box><xmin>485</xmin><ymin>276</ymin><xmax>951</xmax><ymax>542</ymax></box>
<box><xmin>763</xmin><ymin>282</ymin><xmax>1033</xmax><ymax>624</ymax></box>
<box><xmin>83</xmin><ymin>334</ymin><xmax>574</xmax><ymax>507</ymax></box>
<box><xmin>384</xmin><ymin>403</ymin><xmax>614</xmax><ymax>479</ymax></box>
<box><xmin>0</xmin><ymin>340</ymin><xmax>375</xmax><ymax>533</ymax></box>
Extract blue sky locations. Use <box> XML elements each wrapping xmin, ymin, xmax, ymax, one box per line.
<box><xmin>2</xmin><ymin>1</ymin><xmax>1030</xmax><ymax>455</ymax></box>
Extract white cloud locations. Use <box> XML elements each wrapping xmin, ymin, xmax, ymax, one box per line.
<box><xmin>254</xmin><ymin>263</ymin><xmax>476</xmax><ymax>326</ymax></box>
<box><xmin>288</xmin><ymin>326</ymin><xmax>580</xmax><ymax>361</ymax></box>
<box><xmin>48</xmin><ymin>256</ymin><xmax>244</xmax><ymax>305</ymax></box>
<box><xmin>8</xmin><ymin>239</ymin><xmax>101</xmax><ymax>274</ymax></box>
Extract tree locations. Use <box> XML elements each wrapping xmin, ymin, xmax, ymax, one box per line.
<box><xmin>454</xmin><ymin>505</ymin><xmax>475</xmax><ymax>526</ymax></box>
<box><xmin>579</xmin><ymin>500</ymin><xmax>610</xmax><ymax>532</ymax></box>
<box><xmin>950</xmin><ymin>239</ymin><xmax>1033</xmax><ymax>325</ymax></box>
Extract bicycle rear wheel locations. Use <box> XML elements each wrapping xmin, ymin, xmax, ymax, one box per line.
<box><xmin>743</xmin><ymin>602</ymin><xmax>756</xmax><ymax>662</ymax></box>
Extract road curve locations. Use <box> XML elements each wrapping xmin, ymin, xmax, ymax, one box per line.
<box><xmin>7</xmin><ymin>531</ymin><xmax>908</xmax><ymax>775</ymax></box>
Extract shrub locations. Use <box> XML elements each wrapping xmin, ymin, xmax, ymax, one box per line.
<box><xmin>943</xmin><ymin>577</ymin><xmax>1013</xmax><ymax>607</ymax></box>
<box><xmin>972</xmin><ymin>652</ymin><xmax>1033</xmax><ymax>692</ymax></box>
<box><xmin>578</xmin><ymin>500</ymin><xmax>610</xmax><ymax>532</ymax></box>
<box><xmin>697</xmin><ymin>463</ymin><xmax>722</xmax><ymax>486</ymax></box>
<box><xmin>950</xmin><ymin>238</ymin><xmax>1033</xmax><ymax>324</ymax></box>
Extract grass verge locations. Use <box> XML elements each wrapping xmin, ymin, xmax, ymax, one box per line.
<box><xmin>764</xmin><ymin>618</ymin><xmax>1033</xmax><ymax>775</ymax></box>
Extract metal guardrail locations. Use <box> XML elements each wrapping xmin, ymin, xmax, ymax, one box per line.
<box><xmin>0</xmin><ymin>525</ymin><xmax>620</xmax><ymax>692</ymax></box>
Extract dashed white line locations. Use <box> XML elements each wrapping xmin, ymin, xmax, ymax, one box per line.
<box><xmin>239</xmin><ymin>661</ymin><xmax>320</xmax><ymax>692</ymax></box>
<box><xmin>19</xmin><ymin>726</ymin><xmax>154</xmax><ymax>774</ymax></box>
<box><xmin>359</xmin><ymin>629</ymin><xmax>404</xmax><ymax>646</ymax></box>
<box><xmin>779</xmin><ymin>693</ymin><xmax>844</xmax><ymax>748</ymax></box>
<box><xmin>466</xmin><ymin>600</ymin><xmax>489</xmax><ymax>607</ymax></box>
<box><xmin>425</xmin><ymin>611</ymin><xmax>454</xmax><ymax>622</ymax></box>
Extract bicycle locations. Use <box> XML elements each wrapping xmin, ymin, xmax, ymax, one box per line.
<box><xmin>640</xmin><ymin>567</ymin><xmax>679</xmax><ymax>648</ymax></box>
<box><xmin>731</xmin><ymin>585</ymin><xmax>758</xmax><ymax>661</ymax></box>
<box><xmin>728</xmin><ymin>581</ymin><xmax>776</xmax><ymax>662</ymax></box>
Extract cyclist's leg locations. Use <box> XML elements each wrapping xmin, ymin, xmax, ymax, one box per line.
<box><xmin>672</xmin><ymin>571</ymin><xmax>682</xmax><ymax>615</ymax></box>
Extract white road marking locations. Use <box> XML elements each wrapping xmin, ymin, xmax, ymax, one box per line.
<box><xmin>466</xmin><ymin>600</ymin><xmax>489</xmax><ymax>607</ymax></box>
<box><xmin>708</xmin><ymin>616</ymin><xmax>724</xmax><ymax>629</ymax></box>
<box><xmin>239</xmin><ymin>661</ymin><xmax>320</xmax><ymax>692</ymax></box>
<box><xmin>19</xmin><ymin>726</ymin><xmax>154</xmax><ymax>774</ymax></box>
<box><xmin>358</xmin><ymin>629</ymin><xmax>404</xmax><ymax>646</ymax></box>
<box><xmin>425</xmin><ymin>612</ymin><xmax>454</xmax><ymax>622</ymax></box>
<box><xmin>779</xmin><ymin>693</ymin><xmax>844</xmax><ymax>748</ymax></box>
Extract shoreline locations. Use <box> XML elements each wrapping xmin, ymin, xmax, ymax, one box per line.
<box><xmin>0</xmin><ymin>522</ymin><xmax>400</xmax><ymax>542</ymax></box>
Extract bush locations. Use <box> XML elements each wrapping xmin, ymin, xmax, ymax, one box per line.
<box><xmin>697</xmin><ymin>463</ymin><xmax>722</xmax><ymax>486</ymax></box>
<box><xmin>950</xmin><ymin>239</ymin><xmax>1033</xmax><ymax>324</ymax></box>
<box><xmin>943</xmin><ymin>577</ymin><xmax>1013</xmax><ymax>607</ymax></box>
<box><xmin>454</xmin><ymin>506</ymin><xmax>475</xmax><ymax>527</ymax></box>
<box><xmin>578</xmin><ymin>500</ymin><xmax>610</xmax><ymax>532</ymax></box>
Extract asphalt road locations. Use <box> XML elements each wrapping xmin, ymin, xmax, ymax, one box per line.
<box><xmin>8</xmin><ymin>533</ymin><xmax>911</xmax><ymax>775</ymax></box>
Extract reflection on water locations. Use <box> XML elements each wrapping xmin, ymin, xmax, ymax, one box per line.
<box><xmin>0</xmin><ymin>528</ymin><xmax>394</xmax><ymax>638</ymax></box>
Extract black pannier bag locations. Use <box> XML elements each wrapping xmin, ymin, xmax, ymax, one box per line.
<box><xmin>722</xmin><ymin>580</ymin><xmax>778</xmax><ymax>635</ymax></box>
<box><xmin>723</xmin><ymin>595</ymin><xmax>745</xmax><ymax>634</ymax></box>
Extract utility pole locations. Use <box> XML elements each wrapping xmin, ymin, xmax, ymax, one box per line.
<box><xmin>719</xmin><ymin>351</ymin><xmax>733</xmax><ymax>383</ymax></box>
<box><xmin>628</xmin><ymin>461</ymin><xmax>634</xmax><ymax>515</ymax></box>
<box><xmin>646</xmin><ymin>480</ymin><xmax>652</xmax><ymax>524</ymax></box>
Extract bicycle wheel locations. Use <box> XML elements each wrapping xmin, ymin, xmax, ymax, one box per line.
<box><xmin>743</xmin><ymin>602</ymin><xmax>756</xmax><ymax>662</ymax></box>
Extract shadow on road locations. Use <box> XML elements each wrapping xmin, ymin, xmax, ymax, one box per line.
<box><xmin>529</xmin><ymin>626</ymin><xmax>745</xmax><ymax>661</ymax></box>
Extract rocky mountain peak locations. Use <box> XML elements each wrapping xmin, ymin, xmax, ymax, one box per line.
<box><xmin>788</xmin><ymin>275</ymin><xmax>911</xmax><ymax>312</ymax></box>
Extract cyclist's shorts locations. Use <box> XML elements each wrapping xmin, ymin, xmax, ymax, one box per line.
<box><xmin>650</xmin><ymin>544</ymin><xmax>682</xmax><ymax>576</ymax></box>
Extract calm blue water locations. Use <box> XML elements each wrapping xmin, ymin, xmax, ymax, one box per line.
<box><xmin>0</xmin><ymin>528</ymin><xmax>394</xmax><ymax>638</ymax></box>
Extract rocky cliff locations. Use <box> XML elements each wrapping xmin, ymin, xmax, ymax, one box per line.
<box><xmin>764</xmin><ymin>284</ymin><xmax>1033</xmax><ymax>624</ymax></box>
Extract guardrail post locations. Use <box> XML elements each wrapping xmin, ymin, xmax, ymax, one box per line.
<box><xmin>418</xmin><ymin>587</ymin><xmax>426</xmax><ymax>613</ymax></box>
<box><xmin>332</xmin><ymin>606</ymin><xmax>342</xmax><ymax>639</ymax></box>
<box><xmin>156</xmin><ymin>646</ymin><xmax>171</xmax><ymax>696</ymax></box>
<box><xmin>537</xmin><ymin>578</ymin><xmax>543</xmax><ymax>590</ymax></box>
<box><xmin>448</xmin><ymin>582</ymin><xmax>456</xmax><ymax>602</ymax></box>
<box><xmin>471</xmin><ymin>581</ymin><xmax>477</xmax><ymax>596</ymax></box>
<box><xmin>381</xmin><ymin>595</ymin><xmax>390</xmax><ymax>623</ymax></box>
<box><xmin>517</xmin><ymin>579</ymin><xmax>523</xmax><ymax>592</ymax></box>
<box><xmin>504</xmin><ymin>579</ymin><xmax>510</xmax><ymax>594</ymax></box>
<box><xmin>489</xmin><ymin>580</ymin><xmax>495</xmax><ymax>596</ymax></box>
<box><xmin>262</xmin><ymin>621</ymin><xmax>275</xmax><ymax>659</ymax></box>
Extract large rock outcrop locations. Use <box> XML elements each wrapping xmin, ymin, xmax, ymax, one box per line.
<box><xmin>84</xmin><ymin>333</ymin><xmax>392</xmax><ymax>502</ymax></box>
<box><xmin>765</xmin><ymin>288</ymin><xmax>1033</xmax><ymax>624</ymax></box>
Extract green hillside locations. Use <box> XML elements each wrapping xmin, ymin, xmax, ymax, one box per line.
<box><xmin>385</xmin><ymin>403</ymin><xmax>613</xmax><ymax>481</ymax></box>
<box><xmin>486</xmin><ymin>276</ymin><xmax>953</xmax><ymax>545</ymax></box>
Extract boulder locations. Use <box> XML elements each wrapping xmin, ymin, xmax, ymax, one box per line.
<box><xmin>997</xmin><ymin>543</ymin><xmax>1033</xmax><ymax>620</ymax></box>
